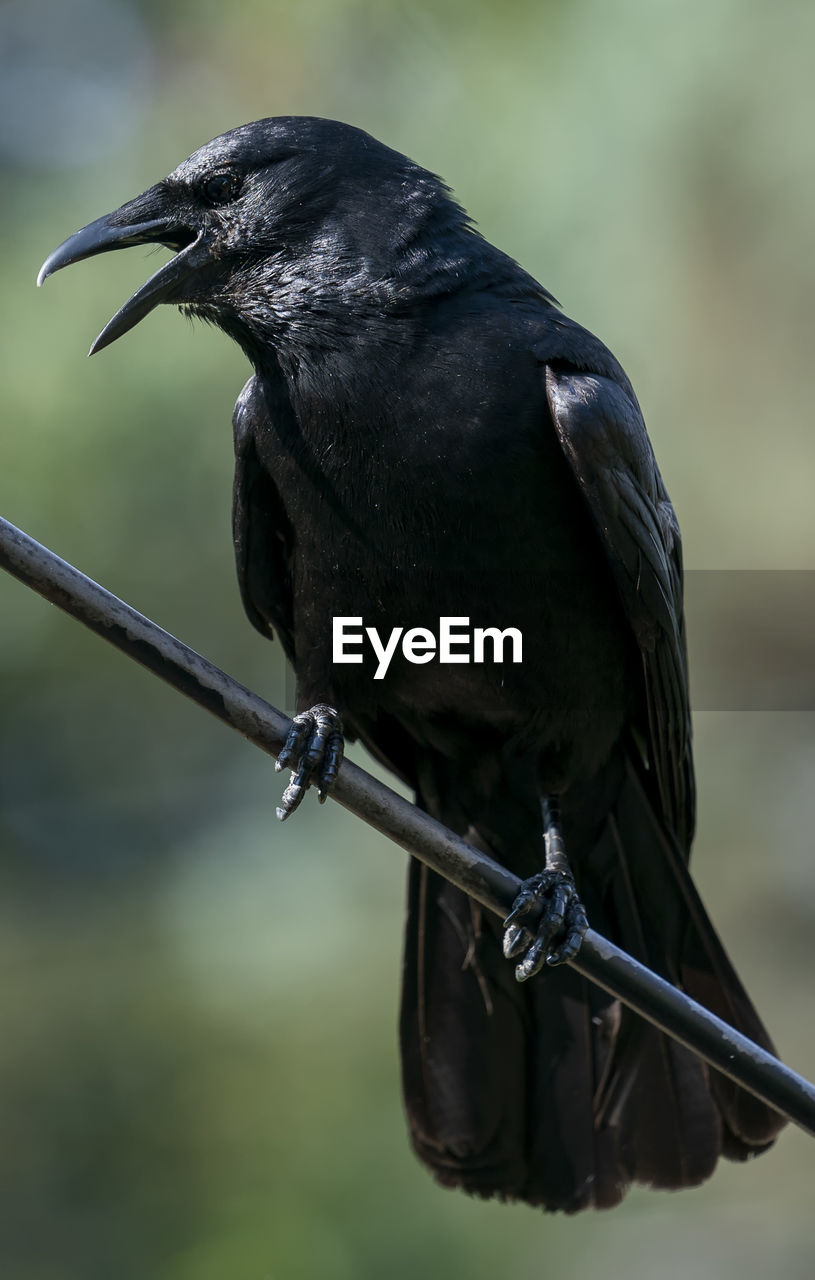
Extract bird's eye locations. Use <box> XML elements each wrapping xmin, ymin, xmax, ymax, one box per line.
<box><xmin>202</xmin><ymin>172</ymin><xmax>241</xmax><ymax>206</ymax></box>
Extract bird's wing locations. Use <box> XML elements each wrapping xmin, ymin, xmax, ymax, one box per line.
<box><xmin>232</xmin><ymin>376</ymin><xmax>296</xmax><ymax>664</ymax></box>
<box><xmin>542</xmin><ymin>364</ymin><xmax>695</xmax><ymax>851</ymax></box>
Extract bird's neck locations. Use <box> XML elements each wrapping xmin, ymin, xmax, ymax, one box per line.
<box><xmin>217</xmin><ymin>270</ymin><xmax>420</xmax><ymax>387</ymax></box>
<box><xmin>211</xmin><ymin>187</ymin><xmax>548</xmax><ymax>390</ymax></box>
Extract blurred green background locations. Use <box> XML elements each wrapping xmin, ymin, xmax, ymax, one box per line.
<box><xmin>1</xmin><ymin>0</ymin><xmax>814</xmax><ymax>1276</ymax></box>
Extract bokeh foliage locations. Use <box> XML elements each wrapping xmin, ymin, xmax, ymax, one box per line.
<box><xmin>1</xmin><ymin>0</ymin><xmax>814</xmax><ymax>1276</ymax></box>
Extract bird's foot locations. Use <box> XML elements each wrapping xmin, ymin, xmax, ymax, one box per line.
<box><xmin>275</xmin><ymin>704</ymin><xmax>344</xmax><ymax>821</ymax></box>
<box><xmin>502</xmin><ymin>869</ymin><xmax>588</xmax><ymax>980</ymax></box>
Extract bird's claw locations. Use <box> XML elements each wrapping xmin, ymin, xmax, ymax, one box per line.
<box><xmin>502</xmin><ymin>869</ymin><xmax>588</xmax><ymax>980</ymax></box>
<box><xmin>275</xmin><ymin>703</ymin><xmax>344</xmax><ymax>821</ymax></box>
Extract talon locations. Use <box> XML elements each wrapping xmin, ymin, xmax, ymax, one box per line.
<box><xmin>503</xmin><ymin>881</ymin><xmax>543</xmax><ymax>929</ymax></box>
<box><xmin>505</xmin><ymin>867</ymin><xmax>588</xmax><ymax>981</ymax></box>
<box><xmin>275</xmin><ymin>703</ymin><xmax>344</xmax><ymax>820</ymax></box>
<box><xmin>503</xmin><ymin>922</ymin><xmax>533</xmax><ymax>960</ymax></box>
<box><xmin>515</xmin><ymin>939</ymin><xmax>549</xmax><ymax>982</ymax></box>
<box><xmin>546</xmin><ymin>905</ymin><xmax>589</xmax><ymax>966</ymax></box>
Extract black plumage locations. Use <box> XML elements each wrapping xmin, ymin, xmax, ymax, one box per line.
<box><xmin>39</xmin><ymin>117</ymin><xmax>784</xmax><ymax>1210</ymax></box>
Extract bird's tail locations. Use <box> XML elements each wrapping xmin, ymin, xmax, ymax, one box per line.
<box><xmin>399</xmin><ymin>756</ymin><xmax>784</xmax><ymax>1212</ymax></box>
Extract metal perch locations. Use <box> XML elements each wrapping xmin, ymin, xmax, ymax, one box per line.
<box><xmin>2</xmin><ymin>511</ymin><xmax>814</xmax><ymax>1138</ymax></box>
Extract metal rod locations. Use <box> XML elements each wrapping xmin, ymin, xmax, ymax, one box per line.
<box><xmin>2</xmin><ymin>511</ymin><xmax>815</xmax><ymax>1138</ymax></box>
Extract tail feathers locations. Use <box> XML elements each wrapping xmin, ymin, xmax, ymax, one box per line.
<box><xmin>611</xmin><ymin>759</ymin><xmax>783</xmax><ymax>1154</ymax></box>
<box><xmin>400</xmin><ymin>759</ymin><xmax>784</xmax><ymax>1212</ymax></box>
<box><xmin>617</xmin><ymin>1029</ymin><xmax>721</xmax><ymax>1188</ymax></box>
<box><xmin>400</xmin><ymin>861</ymin><xmax>526</xmax><ymax>1198</ymax></box>
<box><xmin>522</xmin><ymin>965</ymin><xmax>632</xmax><ymax>1210</ymax></box>
<box><xmin>400</xmin><ymin>860</ymin><xmax>632</xmax><ymax>1211</ymax></box>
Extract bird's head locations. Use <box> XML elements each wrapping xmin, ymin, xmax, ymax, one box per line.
<box><xmin>38</xmin><ymin>116</ymin><xmax>474</xmax><ymax>360</ymax></box>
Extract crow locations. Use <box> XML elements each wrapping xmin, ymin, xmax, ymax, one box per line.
<box><xmin>39</xmin><ymin>117</ymin><xmax>784</xmax><ymax>1210</ymax></box>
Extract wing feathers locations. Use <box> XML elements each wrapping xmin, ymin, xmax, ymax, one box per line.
<box><xmin>543</xmin><ymin>364</ymin><xmax>695</xmax><ymax>849</ymax></box>
<box><xmin>232</xmin><ymin>375</ymin><xmax>296</xmax><ymax>660</ymax></box>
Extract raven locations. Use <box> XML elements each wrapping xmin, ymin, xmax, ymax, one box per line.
<box><xmin>39</xmin><ymin>117</ymin><xmax>784</xmax><ymax>1210</ymax></box>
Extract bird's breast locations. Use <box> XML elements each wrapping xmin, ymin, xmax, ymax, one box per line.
<box><xmin>257</xmin><ymin>362</ymin><xmax>636</xmax><ymax>781</ymax></box>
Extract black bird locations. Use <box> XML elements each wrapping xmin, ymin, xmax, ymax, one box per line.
<box><xmin>39</xmin><ymin>117</ymin><xmax>784</xmax><ymax>1210</ymax></box>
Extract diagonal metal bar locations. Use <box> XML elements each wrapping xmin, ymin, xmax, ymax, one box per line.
<box><xmin>2</xmin><ymin>511</ymin><xmax>815</xmax><ymax>1138</ymax></box>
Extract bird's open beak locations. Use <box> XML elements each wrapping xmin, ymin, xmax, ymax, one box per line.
<box><xmin>37</xmin><ymin>193</ymin><xmax>211</xmax><ymax>355</ymax></box>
